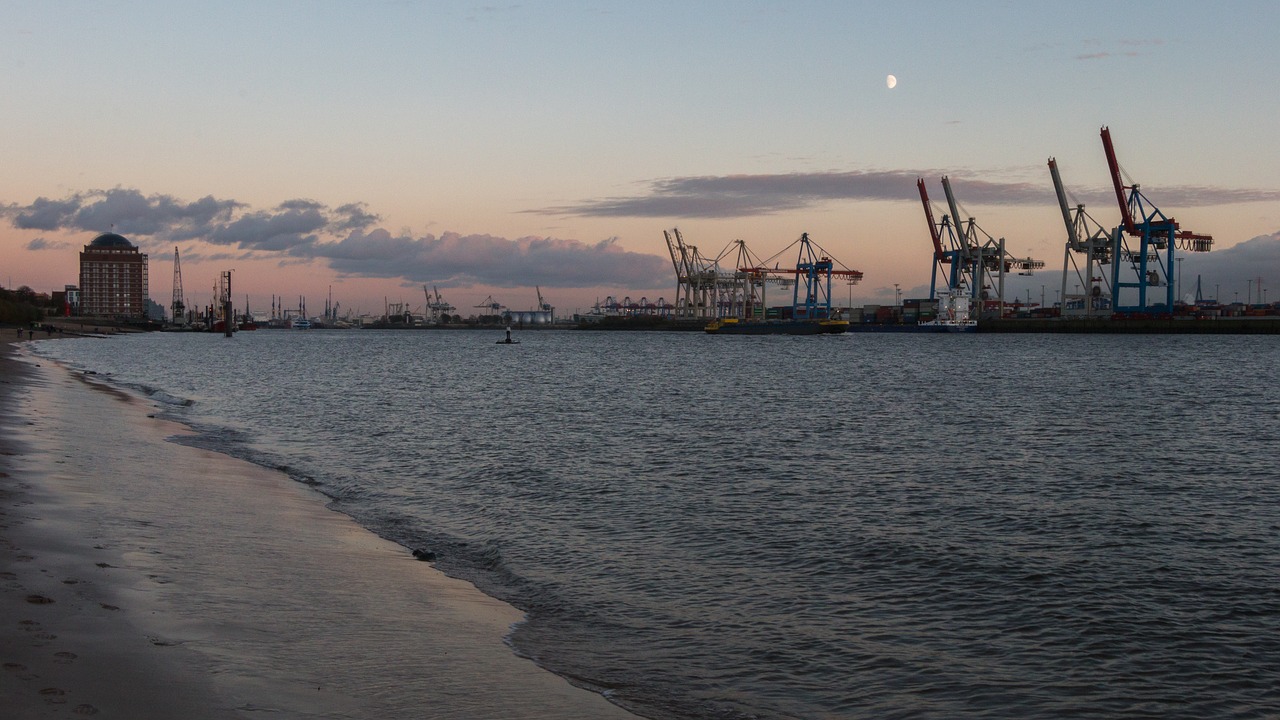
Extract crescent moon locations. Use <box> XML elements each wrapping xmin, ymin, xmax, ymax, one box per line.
<box><xmin>886</xmin><ymin>74</ymin><xmax>897</xmax><ymax>89</ymax></box>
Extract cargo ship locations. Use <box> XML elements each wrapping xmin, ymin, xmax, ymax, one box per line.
<box><xmin>914</xmin><ymin>317</ymin><xmax>977</xmax><ymax>332</ymax></box>
<box><xmin>705</xmin><ymin>318</ymin><xmax>849</xmax><ymax>335</ymax></box>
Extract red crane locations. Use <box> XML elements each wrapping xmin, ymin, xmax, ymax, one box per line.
<box><xmin>917</xmin><ymin>178</ymin><xmax>945</xmax><ymax>262</ymax></box>
<box><xmin>1099</xmin><ymin>126</ymin><xmax>1213</xmax><ymax>314</ymax></box>
<box><xmin>1100</xmin><ymin>126</ymin><xmax>1212</xmax><ymax>251</ymax></box>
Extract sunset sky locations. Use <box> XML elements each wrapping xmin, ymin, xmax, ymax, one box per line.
<box><xmin>4</xmin><ymin>1</ymin><xmax>1279</xmax><ymax>317</ymax></box>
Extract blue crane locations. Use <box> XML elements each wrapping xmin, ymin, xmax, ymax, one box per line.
<box><xmin>1100</xmin><ymin>126</ymin><xmax>1213</xmax><ymax>314</ymax></box>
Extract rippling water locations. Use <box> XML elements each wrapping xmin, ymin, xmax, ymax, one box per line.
<box><xmin>33</xmin><ymin>330</ymin><xmax>1280</xmax><ymax>719</ymax></box>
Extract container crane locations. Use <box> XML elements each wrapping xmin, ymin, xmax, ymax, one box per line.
<box><xmin>1100</xmin><ymin>126</ymin><xmax>1213</xmax><ymax>313</ymax></box>
<box><xmin>739</xmin><ymin>233</ymin><xmax>863</xmax><ymax>321</ymax></box>
<box><xmin>917</xmin><ymin>177</ymin><xmax>1044</xmax><ymax>317</ymax></box>
<box><xmin>474</xmin><ymin>296</ymin><xmax>505</xmax><ymax>318</ymax></box>
<box><xmin>663</xmin><ymin>229</ymin><xmax>769</xmax><ymax>319</ymax></box>
<box><xmin>424</xmin><ymin>285</ymin><xmax>455</xmax><ymax>324</ymax></box>
<box><xmin>664</xmin><ymin>228</ymin><xmax>730</xmax><ymax>319</ymax></box>
<box><xmin>917</xmin><ymin>178</ymin><xmax>963</xmax><ymax>300</ymax></box>
<box><xmin>1048</xmin><ymin>157</ymin><xmax>1112</xmax><ymax>317</ymax></box>
<box><xmin>718</xmin><ymin>239</ymin><xmax>771</xmax><ymax>320</ymax></box>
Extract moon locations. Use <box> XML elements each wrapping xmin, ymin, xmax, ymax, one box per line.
<box><xmin>886</xmin><ymin>74</ymin><xmax>897</xmax><ymax>89</ymax></box>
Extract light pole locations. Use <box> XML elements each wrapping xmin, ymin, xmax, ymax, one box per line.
<box><xmin>1176</xmin><ymin>257</ymin><xmax>1183</xmax><ymax>302</ymax></box>
<box><xmin>1248</xmin><ymin>279</ymin><xmax>1253</xmax><ymax>305</ymax></box>
<box><xmin>893</xmin><ymin>283</ymin><xmax>901</xmax><ymax>307</ymax></box>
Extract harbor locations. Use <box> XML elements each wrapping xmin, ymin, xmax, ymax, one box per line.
<box><xmin>8</xmin><ymin>126</ymin><xmax>1278</xmax><ymax>336</ymax></box>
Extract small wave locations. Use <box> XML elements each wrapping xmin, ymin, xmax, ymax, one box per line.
<box><xmin>148</xmin><ymin>390</ymin><xmax>194</xmax><ymax>407</ymax></box>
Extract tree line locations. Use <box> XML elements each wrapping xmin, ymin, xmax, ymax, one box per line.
<box><xmin>0</xmin><ymin>286</ymin><xmax>53</xmax><ymax>325</ymax></box>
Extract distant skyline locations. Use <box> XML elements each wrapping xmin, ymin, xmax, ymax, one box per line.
<box><xmin>3</xmin><ymin>1</ymin><xmax>1278</xmax><ymax>315</ymax></box>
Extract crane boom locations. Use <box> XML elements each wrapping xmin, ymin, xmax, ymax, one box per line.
<box><xmin>941</xmin><ymin>176</ymin><xmax>965</xmax><ymax>247</ymax></box>
<box><xmin>916</xmin><ymin>178</ymin><xmax>944</xmax><ymax>261</ymax></box>
<box><xmin>1047</xmin><ymin>158</ymin><xmax>1078</xmax><ymax>245</ymax></box>
<box><xmin>1100</xmin><ymin>126</ymin><xmax>1138</xmax><ymax>235</ymax></box>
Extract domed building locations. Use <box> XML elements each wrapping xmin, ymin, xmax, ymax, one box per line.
<box><xmin>79</xmin><ymin>232</ymin><xmax>150</xmax><ymax>318</ymax></box>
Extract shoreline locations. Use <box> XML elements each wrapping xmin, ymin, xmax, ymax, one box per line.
<box><xmin>0</xmin><ymin>337</ymin><xmax>643</xmax><ymax>719</ymax></box>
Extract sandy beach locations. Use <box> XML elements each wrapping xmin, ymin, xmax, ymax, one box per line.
<box><xmin>1</xmin><ymin>336</ymin><xmax>642</xmax><ymax>719</ymax></box>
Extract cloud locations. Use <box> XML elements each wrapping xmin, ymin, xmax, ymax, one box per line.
<box><xmin>2</xmin><ymin>187</ymin><xmax>670</xmax><ymax>290</ymax></box>
<box><xmin>25</xmin><ymin>237</ymin><xmax>69</xmax><ymax>250</ymax></box>
<box><xmin>206</xmin><ymin>206</ymin><xmax>328</xmax><ymax>251</ymax></box>
<box><xmin>541</xmin><ymin>172</ymin><xmax>933</xmax><ymax>218</ymax></box>
<box><xmin>5</xmin><ymin>188</ymin><xmax>243</xmax><ymax>239</ymax></box>
<box><xmin>1179</xmin><ymin>232</ymin><xmax>1280</xmax><ymax>299</ymax></box>
<box><xmin>1076</xmin><ymin>38</ymin><xmax>1162</xmax><ymax>60</ymax></box>
<box><xmin>537</xmin><ymin>170</ymin><xmax>1280</xmax><ymax>219</ymax></box>
<box><xmin>310</xmin><ymin>229</ymin><xmax>669</xmax><ymax>289</ymax></box>
<box><xmin>332</xmin><ymin>202</ymin><xmax>381</xmax><ymax>232</ymax></box>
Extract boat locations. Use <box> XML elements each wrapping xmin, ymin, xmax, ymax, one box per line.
<box><xmin>705</xmin><ymin>318</ymin><xmax>849</xmax><ymax>335</ymax></box>
<box><xmin>913</xmin><ymin>292</ymin><xmax>976</xmax><ymax>332</ymax></box>
<box><xmin>915</xmin><ymin>318</ymin><xmax>977</xmax><ymax>333</ymax></box>
<box><xmin>291</xmin><ymin>317</ymin><xmax>312</xmax><ymax>330</ymax></box>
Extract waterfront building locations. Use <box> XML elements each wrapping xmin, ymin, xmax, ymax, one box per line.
<box><xmin>79</xmin><ymin>232</ymin><xmax>149</xmax><ymax>318</ymax></box>
<box><xmin>50</xmin><ymin>284</ymin><xmax>80</xmax><ymax>316</ymax></box>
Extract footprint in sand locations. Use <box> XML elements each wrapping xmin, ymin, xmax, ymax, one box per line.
<box><xmin>99</xmin><ymin>603</ymin><xmax>120</xmax><ymax>611</ymax></box>
<box><xmin>25</xmin><ymin>594</ymin><xmax>54</xmax><ymax>604</ymax></box>
<box><xmin>40</xmin><ymin>687</ymin><xmax>68</xmax><ymax>705</ymax></box>
<box><xmin>4</xmin><ymin>662</ymin><xmax>28</xmax><ymax>672</ymax></box>
<box><xmin>73</xmin><ymin>705</ymin><xmax>100</xmax><ymax>716</ymax></box>
<box><xmin>54</xmin><ymin>651</ymin><xmax>77</xmax><ymax>664</ymax></box>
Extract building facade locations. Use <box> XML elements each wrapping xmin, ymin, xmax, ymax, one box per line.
<box><xmin>79</xmin><ymin>232</ymin><xmax>149</xmax><ymax>318</ymax></box>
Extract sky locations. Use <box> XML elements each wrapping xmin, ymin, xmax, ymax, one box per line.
<box><xmin>3</xmin><ymin>0</ymin><xmax>1280</xmax><ymax>317</ymax></box>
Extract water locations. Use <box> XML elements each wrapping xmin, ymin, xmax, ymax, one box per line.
<box><xmin>32</xmin><ymin>330</ymin><xmax>1280</xmax><ymax>719</ymax></box>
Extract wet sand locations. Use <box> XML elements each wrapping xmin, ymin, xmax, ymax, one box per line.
<box><xmin>1</xmin><ymin>338</ymin><xmax>641</xmax><ymax>719</ymax></box>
